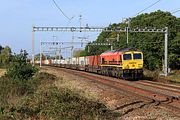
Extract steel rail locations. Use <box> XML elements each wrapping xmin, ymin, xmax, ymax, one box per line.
<box><xmin>46</xmin><ymin>66</ymin><xmax>180</xmax><ymax>115</ymax></box>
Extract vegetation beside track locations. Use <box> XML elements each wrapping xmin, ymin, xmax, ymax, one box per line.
<box><xmin>15</xmin><ymin>86</ymin><xmax>119</xmax><ymax>120</ymax></box>
<box><xmin>143</xmin><ymin>69</ymin><xmax>180</xmax><ymax>83</ymax></box>
<box><xmin>161</xmin><ymin>70</ymin><xmax>180</xmax><ymax>83</ymax></box>
<box><xmin>0</xmin><ymin>73</ymin><xmax>119</xmax><ymax>120</ymax></box>
<box><xmin>0</xmin><ymin>51</ymin><xmax>120</xmax><ymax>119</ymax></box>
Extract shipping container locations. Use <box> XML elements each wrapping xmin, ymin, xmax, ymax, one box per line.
<box><xmin>71</xmin><ymin>57</ymin><xmax>77</xmax><ymax>65</ymax></box>
<box><xmin>78</xmin><ymin>57</ymin><xmax>86</xmax><ymax>66</ymax></box>
<box><xmin>60</xmin><ymin>59</ymin><xmax>65</xmax><ymax>64</ymax></box>
<box><xmin>64</xmin><ymin>58</ymin><xmax>71</xmax><ymax>64</ymax></box>
<box><xmin>87</xmin><ymin>55</ymin><xmax>101</xmax><ymax>66</ymax></box>
<box><xmin>44</xmin><ymin>59</ymin><xmax>52</xmax><ymax>65</ymax></box>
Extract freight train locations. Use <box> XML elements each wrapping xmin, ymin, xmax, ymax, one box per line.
<box><xmin>38</xmin><ymin>48</ymin><xmax>143</xmax><ymax>79</ymax></box>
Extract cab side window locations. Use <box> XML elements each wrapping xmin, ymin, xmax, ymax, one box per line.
<box><xmin>120</xmin><ymin>55</ymin><xmax>122</xmax><ymax>62</ymax></box>
<box><xmin>102</xmin><ymin>58</ymin><xmax>105</xmax><ymax>64</ymax></box>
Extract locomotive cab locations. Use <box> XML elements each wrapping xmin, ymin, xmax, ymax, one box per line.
<box><xmin>122</xmin><ymin>50</ymin><xmax>143</xmax><ymax>79</ymax></box>
<box><xmin>122</xmin><ymin>51</ymin><xmax>143</xmax><ymax>70</ymax></box>
<box><xmin>99</xmin><ymin>48</ymin><xmax>144</xmax><ymax>79</ymax></box>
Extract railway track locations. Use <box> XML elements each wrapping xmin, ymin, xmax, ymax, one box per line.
<box><xmin>46</xmin><ymin>66</ymin><xmax>180</xmax><ymax>115</ymax></box>
<box><xmin>136</xmin><ymin>80</ymin><xmax>180</xmax><ymax>90</ymax></box>
<box><xmin>135</xmin><ymin>81</ymin><xmax>180</xmax><ymax>95</ymax></box>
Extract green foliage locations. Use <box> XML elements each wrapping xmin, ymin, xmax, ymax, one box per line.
<box><xmin>143</xmin><ymin>69</ymin><xmax>160</xmax><ymax>80</ymax></box>
<box><xmin>73</xmin><ymin>49</ymin><xmax>86</xmax><ymax>57</ymax></box>
<box><xmin>0</xmin><ymin>72</ymin><xmax>56</xmax><ymax>119</ymax></box>
<box><xmin>7</xmin><ymin>64</ymin><xmax>37</xmax><ymax>81</ymax></box>
<box><xmin>0</xmin><ymin>76</ymin><xmax>34</xmax><ymax>102</ymax></box>
<box><xmin>6</xmin><ymin>50</ymin><xmax>38</xmax><ymax>80</ymax></box>
<box><xmin>79</xmin><ymin>50</ymin><xmax>86</xmax><ymax>57</ymax></box>
<box><xmin>35</xmin><ymin>53</ymin><xmax>46</xmax><ymax>60</ymax></box>
<box><xmin>0</xmin><ymin>71</ymin><xmax>119</xmax><ymax>120</ymax></box>
<box><xmin>0</xmin><ymin>46</ymin><xmax>12</xmax><ymax>67</ymax></box>
<box><xmin>0</xmin><ymin>45</ymin><xmax>3</xmax><ymax>53</ymax></box>
<box><xmin>83</xmin><ymin>10</ymin><xmax>180</xmax><ymax>70</ymax></box>
<box><xmin>36</xmin><ymin>72</ymin><xmax>57</xmax><ymax>81</ymax></box>
<box><xmin>169</xmin><ymin>32</ymin><xmax>180</xmax><ymax>69</ymax></box>
<box><xmin>0</xmin><ymin>76</ymin><xmax>37</xmax><ymax>119</ymax></box>
<box><xmin>0</xmin><ymin>49</ymin><xmax>39</xmax><ymax>119</ymax></box>
<box><xmin>16</xmin><ymin>87</ymin><xmax>119</xmax><ymax>120</ymax></box>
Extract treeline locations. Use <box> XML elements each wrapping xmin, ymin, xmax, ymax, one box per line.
<box><xmin>80</xmin><ymin>10</ymin><xmax>180</xmax><ymax>70</ymax></box>
<box><xmin>0</xmin><ymin>46</ymin><xmax>31</xmax><ymax>68</ymax></box>
<box><xmin>0</xmin><ymin>46</ymin><xmax>12</xmax><ymax>67</ymax></box>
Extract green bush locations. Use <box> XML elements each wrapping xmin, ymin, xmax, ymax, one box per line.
<box><xmin>6</xmin><ymin>50</ymin><xmax>38</xmax><ymax>80</ymax></box>
<box><xmin>6</xmin><ymin>64</ymin><xmax>38</xmax><ymax>81</ymax></box>
<box><xmin>0</xmin><ymin>76</ymin><xmax>34</xmax><ymax>105</ymax></box>
<box><xmin>16</xmin><ymin>87</ymin><xmax>120</xmax><ymax>120</ymax></box>
<box><xmin>143</xmin><ymin>69</ymin><xmax>160</xmax><ymax>80</ymax></box>
<box><xmin>0</xmin><ymin>72</ymin><xmax>56</xmax><ymax>119</ymax></box>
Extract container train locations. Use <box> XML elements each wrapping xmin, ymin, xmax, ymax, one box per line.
<box><xmin>38</xmin><ymin>48</ymin><xmax>143</xmax><ymax>79</ymax></box>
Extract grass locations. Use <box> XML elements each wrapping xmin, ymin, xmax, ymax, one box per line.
<box><xmin>0</xmin><ymin>72</ymin><xmax>56</xmax><ymax>119</ymax></box>
<box><xmin>143</xmin><ymin>69</ymin><xmax>180</xmax><ymax>84</ymax></box>
<box><xmin>161</xmin><ymin>70</ymin><xmax>180</xmax><ymax>83</ymax></box>
<box><xmin>15</xmin><ymin>87</ymin><xmax>120</xmax><ymax>120</ymax></box>
<box><xmin>0</xmin><ymin>71</ymin><xmax>120</xmax><ymax>120</ymax></box>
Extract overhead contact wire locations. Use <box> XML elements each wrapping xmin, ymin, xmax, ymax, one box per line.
<box><xmin>52</xmin><ymin>0</ymin><xmax>71</xmax><ymax>21</ymax></box>
<box><xmin>135</xmin><ymin>0</ymin><xmax>162</xmax><ymax>16</ymax></box>
<box><xmin>171</xmin><ymin>9</ymin><xmax>180</xmax><ymax>14</ymax></box>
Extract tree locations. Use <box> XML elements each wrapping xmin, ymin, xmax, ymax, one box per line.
<box><xmin>73</xmin><ymin>49</ymin><xmax>86</xmax><ymax>57</ymax></box>
<box><xmin>35</xmin><ymin>53</ymin><xmax>46</xmax><ymax>60</ymax></box>
<box><xmin>83</xmin><ymin>10</ymin><xmax>180</xmax><ymax>70</ymax></box>
<box><xmin>6</xmin><ymin>50</ymin><xmax>38</xmax><ymax>80</ymax></box>
<box><xmin>0</xmin><ymin>45</ymin><xmax>3</xmax><ymax>54</ymax></box>
<box><xmin>0</xmin><ymin>46</ymin><xmax>12</xmax><ymax>65</ymax></box>
<box><xmin>169</xmin><ymin>32</ymin><xmax>180</xmax><ymax>69</ymax></box>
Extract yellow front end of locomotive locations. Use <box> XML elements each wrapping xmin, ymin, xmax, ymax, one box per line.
<box><xmin>122</xmin><ymin>51</ymin><xmax>143</xmax><ymax>70</ymax></box>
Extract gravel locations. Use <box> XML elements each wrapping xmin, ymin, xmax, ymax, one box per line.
<box><xmin>42</xmin><ymin>66</ymin><xmax>180</xmax><ymax>120</ymax></box>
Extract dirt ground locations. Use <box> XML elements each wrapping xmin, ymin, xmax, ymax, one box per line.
<box><xmin>0</xmin><ymin>69</ymin><xmax>6</xmax><ymax>77</ymax></box>
<box><xmin>42</xmin><ymin>67</ymin><xmax>180</xmax><ymax>120</ymax></box>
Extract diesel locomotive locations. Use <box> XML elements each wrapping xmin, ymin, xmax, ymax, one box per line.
<box><xmin>39</xmin><ymin>48</ymin><xmax>143</xmax><ymax>79</ymax></box>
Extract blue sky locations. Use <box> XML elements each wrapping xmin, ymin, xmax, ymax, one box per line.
<box><xmin>0</xmin><ymin>0</ymin><xmax>179</xmax><ymax>57</ymax></box>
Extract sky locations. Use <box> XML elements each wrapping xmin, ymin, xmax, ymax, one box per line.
<box><xmin>0</xmin><ymin>0</ymin><xmax>179</xmax><ymax>58</ymax></box>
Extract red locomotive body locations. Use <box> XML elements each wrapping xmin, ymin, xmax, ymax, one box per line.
<box><xmin>100</xmin><ymin>50</ymin><xmax>122</xmax><ymax>65</ymax></box>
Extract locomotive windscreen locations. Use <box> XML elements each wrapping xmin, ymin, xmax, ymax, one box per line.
<box><xmin>133</xmin><ymin>53</ymin><xmax>142</xmax><ymax>59</ymax></box>
<box><xmin>123</xmin><ymin>54</ymin><xmax>132</xmax><ymax>60</ymax></box>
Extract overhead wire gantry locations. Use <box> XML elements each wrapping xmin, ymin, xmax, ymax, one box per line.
<box><xmin>32</xmin><ymin>26</ymin><xmax>168</xmax><ymax>76</ymax></box>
